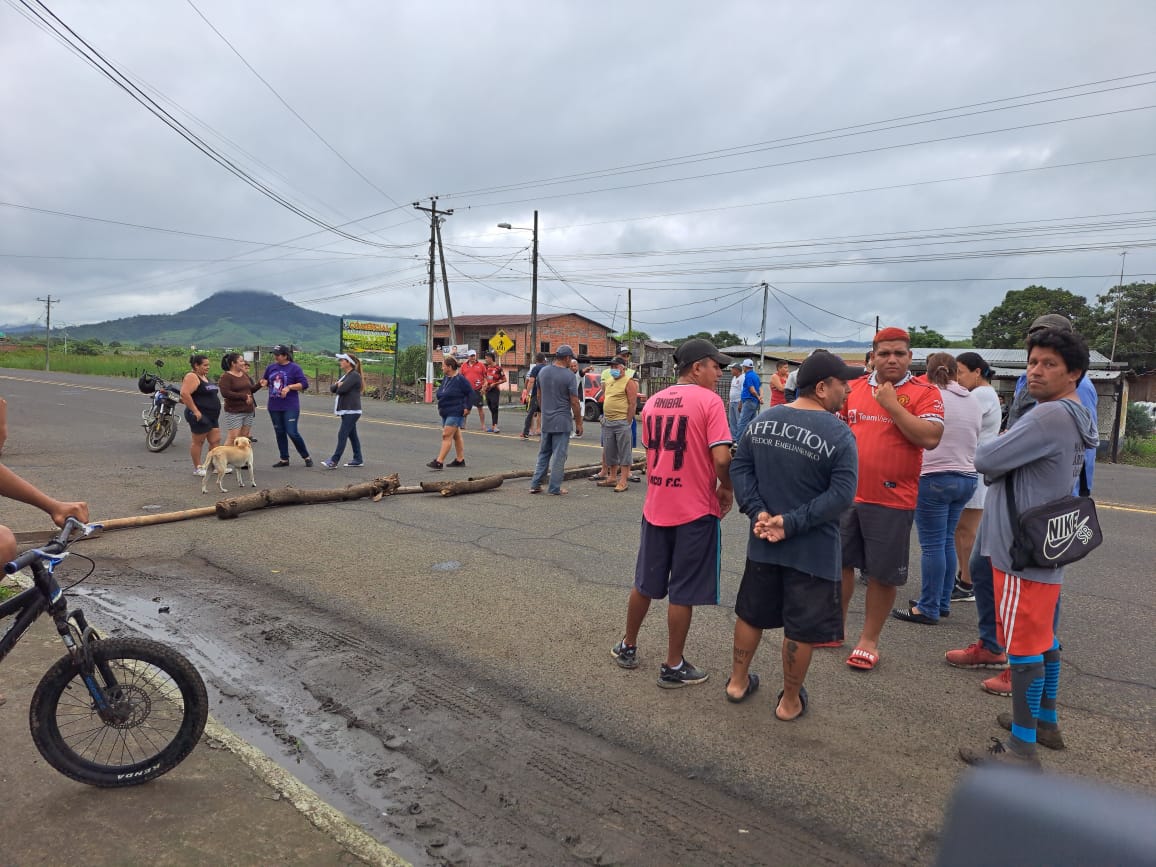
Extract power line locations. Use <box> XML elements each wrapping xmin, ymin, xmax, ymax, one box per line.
<box><xmin>11</xmin><ymin>0</ymin><xmax>397</xmax><ymax>249</ymax></box>
<box><xmin>183</xmin><ymin>0</ymin><xmax>419</xmax><ymax>227</ymax></box>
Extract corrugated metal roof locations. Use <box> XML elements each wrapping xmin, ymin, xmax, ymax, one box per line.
<box><xmin>990</xmin><ymin>367</ymin><xmax>1122</xmax><ymax>381</ymax></box>
<box><xmin>429</xmin><ymin>313</ymin><xmax>614</xmax><ymax>330</ymax></box>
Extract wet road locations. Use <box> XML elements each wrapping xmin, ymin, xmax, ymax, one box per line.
<box><xmin>3</xmin><ymin>369</ymin><xmax>1154</xmax><ymax>865</ymax></box>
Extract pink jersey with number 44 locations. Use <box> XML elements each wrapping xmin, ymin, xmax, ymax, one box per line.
<box><xmin>641</xmin><ymin>383</ymin><xmax>733</xmax><ymax>526</ymax></box>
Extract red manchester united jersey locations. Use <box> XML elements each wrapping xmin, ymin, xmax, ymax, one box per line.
<box><xmin>840</xmin><ymin>372</ymin><xmax>944</xmax><ymax>509</ymax></box>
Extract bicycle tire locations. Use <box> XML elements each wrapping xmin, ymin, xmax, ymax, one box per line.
<box><xmin>145</xmin><ymin>414</ymin><xmax>177</xmax><ymax>452</ymax></box>
<box><xmin>29</xmin><ymin>637</ymin><xmax>208</xmax><ymax>787</ymax></box>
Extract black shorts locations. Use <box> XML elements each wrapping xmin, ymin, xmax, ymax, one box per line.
<box><xmin>634</xmin><ymin>516</ymin><xmax>721</xmax><ymax>606</ymax></box>
<box><xmin>840</xmin><ymin>503</ymin><xmax>915</xmax><ymax>586</ymax></box>
<box><xmin>735</xmin><ymin>559</ymin><xmax>843</xmax><ymax>644</ymax></box>
<box><xmin>184</xmin><ymin>408</ymin><xmax>219</xmax><ymax>435</ymax></box>
<box><xmin>464</xmin><ymin>389</ymin><xmax>483</xmax><ymax>409</ymax></box>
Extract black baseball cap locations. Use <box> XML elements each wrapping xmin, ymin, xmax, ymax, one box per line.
<box><xmin>272</xmin><ymin>344</ymin><xmax>293</xmax><ymax>359</ymax></box>
<box><xmin>674</xmin><ymin>338</ymin><xmax>732</xmax><ymax>368</ymax></box>
<box><xmin>796</xmin><ymin>353</ymin><xmax>865</xmax><ymax>390</ymax></box>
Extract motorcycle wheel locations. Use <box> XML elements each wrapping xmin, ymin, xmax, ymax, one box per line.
<box><xmin>146</xmin><ymin>414</ymin><xmax>177</xmax><ymax>452</ymax></box>
<box><xmin>29</xmin><ymin>637</ymin><xmax>208</xmax><ymax>787</ymax></box>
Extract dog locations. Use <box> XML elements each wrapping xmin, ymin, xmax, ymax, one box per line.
<box><xmin>200</xmin><ymin>436</ymin><xmax>255</xmax><ymax>494</ymax></box>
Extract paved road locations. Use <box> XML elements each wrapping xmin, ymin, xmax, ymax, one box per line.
<box><xmin>3</xmin><ymin>369</ymin><xmax>1154</xmax><ymax>865</ymax></box>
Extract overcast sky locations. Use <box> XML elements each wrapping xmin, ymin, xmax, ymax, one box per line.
<box><xmin>3</xmin><ymin>1</ymin><xmax>1155</xmax><ymax>343</ymax></box>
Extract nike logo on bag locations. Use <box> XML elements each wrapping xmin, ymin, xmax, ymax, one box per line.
<box><xmin>1043</xmin><ymin>509</ymin><xmax>1093</xmax><ymax>560</ymax></box>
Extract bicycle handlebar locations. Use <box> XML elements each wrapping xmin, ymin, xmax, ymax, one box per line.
<box><xmin>3</xmin><ymin>518</ymin><xmax>91</xmax><ymax>574</ymax></box>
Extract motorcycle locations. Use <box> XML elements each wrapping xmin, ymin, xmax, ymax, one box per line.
<box><xmin>138</xmin><ymin>359</ymin><xmax>182</xmax><ymax>452</ymax></box>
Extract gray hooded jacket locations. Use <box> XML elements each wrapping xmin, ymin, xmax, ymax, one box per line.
<box><xmin>976</xmin><ymin>398</ymin><xmax>1099</xmax><ymax>584</ymax></box>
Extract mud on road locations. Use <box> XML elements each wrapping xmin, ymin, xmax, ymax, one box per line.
<box><xmin>76</xmin><ymin>554</ymin><xmax>863</xmax><ymax>867</ymax></box>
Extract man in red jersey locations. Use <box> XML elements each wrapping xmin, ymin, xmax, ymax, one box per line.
<box><xmin>838</xmin><ymin>328</ymin><xmax>944</xmax><ymax>671</ymax></box>
<box><xmin>459</xmin><ymin>349</ymin><xmax>488</xmax><ymax>431</ymax></box>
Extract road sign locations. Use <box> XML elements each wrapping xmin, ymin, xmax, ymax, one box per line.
<box><xmin>489</xmin><ymin>330</ymin><xmax>514</xmax><ymax>355</ymax></box>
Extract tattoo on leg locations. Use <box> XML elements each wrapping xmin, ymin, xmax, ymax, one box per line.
<box><xmin>733</xmin><ymin>647</ymin><xmax>753</xmax><ymax>664</ymax></box>
<box><xmin>785</xmin><ymin>640</ymin><xmax>798</xmax><ymax>667</ymax></box>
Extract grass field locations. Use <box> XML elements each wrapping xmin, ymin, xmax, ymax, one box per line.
<box><xmin>0</xmin><ymin>350</ymin><xmax>161</xmax><ymax>378</ymax></box>
<box><xmin>1121</xmin><ymin>435</ymin><xmax>1156</xmax><ymax>468</ymax></box>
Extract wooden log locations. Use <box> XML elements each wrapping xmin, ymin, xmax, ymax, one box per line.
<box><xmin>214</xmin><ymin>475</ymin><xmax>400</xmax><ymax>518</ymax></box>
<box><xmin>418</xmin><ymin>475</ymin><xmax>504</xmax><ymax>497</ymax></box>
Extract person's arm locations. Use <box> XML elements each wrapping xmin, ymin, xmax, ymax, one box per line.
<box><xmin>0</xmin><ymin>396</ymin><xmax>7</xmax><ymax>457</ymax></box>
<box><xmin>729</xmin><ymin>433</ymin><xmax>763</xmax><ymax>517</ymax></box>
<box><xmin>974</xmin><ymin>408</ymin><xmax>1057</xmax><ymax>482</ymax></box>
<box><xmin>874</xmin><ymin>382</ymin><xmax>942</xmax><ymax>449</ymax></box>
<box><xmin>711</xmin><ymin>443</ymin><xmax>733</xmax><ymax>517</ymax></box>
<box><xmin>569</xmin><ymin>394</ymin><xmax>584</xmax><ymax>436</ymax></box>
<box><xmin>218</xmin><ymin>373</ymin><xmax>247</xmax><ymax>404</ymax></box>
<box><xmin>289</xmin><ymin>365</ymin><xmax>309</xmax><ymax>394</ymax></box>
<box><xmin>0</xmin><ymin>464</ymin><xmax>88</xmax><ymax>527</ymax></box>
<box><xmin>625</xmin><ymin>378</ymin><xmax>639</xmax><ymax>422</ymax></box>
<box><xmin>333</xmin><ymin>374</ymin><xmax>357</xmax><ymax>395</ymax></box>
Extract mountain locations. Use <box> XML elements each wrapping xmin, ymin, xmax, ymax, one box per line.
<box><xmin>11</xmin><ymin>291</ymin><xmax>427</xmax><ymax>353</ymax></box>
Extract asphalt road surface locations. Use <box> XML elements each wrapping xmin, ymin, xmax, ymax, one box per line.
<box><xmin>2</xmin><ymin>369</ymin><xmax>1154</xmax><ymax>866</ymax></box>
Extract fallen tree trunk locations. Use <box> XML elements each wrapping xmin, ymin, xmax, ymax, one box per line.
<box><xmin>479</xmin><ymin>457</ymin><xmax>645</xmax><ymax>483</ymax></box>
<box><xmin>418</xmin><ymin>475</ymin><xmax>504</xmax><ymax>496</ymax></box>
<box><xmin>214</xmin><ymin>474</ymin><xmax>401</xmax><ymax>518</ymax></box>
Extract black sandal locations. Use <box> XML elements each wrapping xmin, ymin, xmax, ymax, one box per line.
<box><xmin>272</xmin><ymin>459</ymin><xmax>290</xmax><ymax>467</ymax></box>
<box><xmin>724</xmin><ymin>672</ymin><xmax>760</xmax><ymax>703</ymax></box>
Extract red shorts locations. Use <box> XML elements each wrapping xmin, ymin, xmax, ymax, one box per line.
<box><xmin>993</xmin><ymin>568</ymin><xmax>1061</xmax><ymax>657</ymax></box>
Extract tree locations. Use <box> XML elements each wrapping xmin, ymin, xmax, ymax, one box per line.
<box><xmin>612</xmin><ymin>329</ymin><xmax>651</xmax><ymax>344</ymax></box>
<box><xmin>396</xmin><ymin>344</ymin><xmax>426</xmax><ymax>385</ymax></box>
<box><xmin>669</xmin><ymin>329</ymin><xmax>744</xmax><ymax>348</ymax></box>
<box><xmin>907</xmin><ymin>325</ymin><xmax>948</xmax><ymax>348</ymax></box>
<box><xmin>1087</xmin><ymin>282</ymin><xmax>1156</xmax><ymax>368</ymax></box>
<box><xmin>971</xmin><ymin>286</ymin><xmax>1095</xmax><ymax>348</ymax></box>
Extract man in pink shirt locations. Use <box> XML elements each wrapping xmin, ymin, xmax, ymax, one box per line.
<box><xmin>611</xmin><ymin>339</ymin><xmax>735</xmax><ymax>688</ymax></box>
<box><xmin>458</xmin><ymin>349</ymin><xmax>488</xmax><ymax>431</ymax></box>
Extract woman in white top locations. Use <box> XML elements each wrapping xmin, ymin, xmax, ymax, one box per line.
<box><xmin>952</xmin><ymin>352</ymin><xmax>1002</xmax><ymax>599</ymax></box>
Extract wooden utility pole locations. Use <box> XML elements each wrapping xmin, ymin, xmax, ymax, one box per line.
<box><xmin>414</xmin><ymin>199</ymin><xmax>454</xmax><ymax>402</ymax></box>
<box><xmin>1110</xmin><ymin>250</ymin><xmax>1127</xmax><ymax>362</ymax></box>
<box><xmin>627</xmin><ymin>288</ymin><xmax>632</xmax><ymax>334</ymax></box>
<box><xmin>759</xmin><ymin>282</ymin><xmax>769</xmax><ymax>372</ymax></box>
<box><xmin>37</xmin><ymin>295</ymin><xmax>58</xmax><ymax>371</ymax></box>
<box><xmin>434</xmin><ymin>216</ymin><xmax>456</xmax><ymax>346</ymax></box>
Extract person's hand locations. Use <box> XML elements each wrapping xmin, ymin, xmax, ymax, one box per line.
<box><xmin>754</xmin><ymin>512</ymin><xmax>786</xmax><ymax>543</ymax></box>
<box><xmin>575</xmin><ymin>421</ymin><xmax>584</xmax><ymax>437</ymax></box>
<box><xmin>874</xmin><ymin>381</ymin><xmax>900</xmax><ymax>412</ymax></box>
<box><xmin>716</xmin><ymin>485</ymin><xmax>734</xmax><ymax>517</ymax></box>
<box><xmin>279</xmin><ymin>387</ymin><xmax>290</xmax><ymax>398</ymax></box>
<box><xmin>48</xmin><ymin>500</ymin><xmax>88</xmax><ymax>528</ymax></box>
<box><xmin>259</xmin><ymin>378</ymin><xmax>268</xmax><ymax>387</ymax></box>
<box><xmin>195</xmin><ymin>412</ymin><xmax>203</xmax><ymax>421</ymax></box>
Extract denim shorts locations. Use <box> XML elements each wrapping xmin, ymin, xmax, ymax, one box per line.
<box><xmin>441</xmin><ymin>415</ymin><xmax>464</xmax><ymax>429</ymax></box>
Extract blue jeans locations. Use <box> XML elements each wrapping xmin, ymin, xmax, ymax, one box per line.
<box><xmin>914</xmin><ymin>472</ymin><xmax>977</xmax><ymax>619</ymax></box>
<box><xmin>329</xmin><ymin>414</ymin><xmax>362</xmax><ymax>464</ymax></box>
<box><xmin>971</xmin><ymin>542</ymin><xmax>1002</xmax><ymax>654</ymax></box>
<box><xmin>727</xmin><ymin>401</ymin><xmax>741</xmax><ymax>440</ymax></box>
<box><xmin>531</xmin><ymin>431</ymin><xmax>570</xmax><ymax>494</ymax></box>
<box><xmin>737</xmin><ymin>400</ymin><xmax>759</xmax><ymax>437</ymax></box>
<box><xmin>268</xmin><ymin>408</ymin><xmax>309</xmax><ymax>460</ymax></box>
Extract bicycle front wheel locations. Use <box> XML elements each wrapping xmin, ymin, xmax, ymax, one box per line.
<box><xmin>145</xmin><ymin>414</ymin><xmax>177</xmax><ymax>452</ymax></box>
<box><xmin>30</xmin><ymin>637</ymin><xmax>208</xmax><ymax>787</ymax></box>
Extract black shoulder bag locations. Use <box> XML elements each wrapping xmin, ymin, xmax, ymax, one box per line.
<box><xmin>1005</xmin><ymin>463</ymin><xmax>1102</xmax><ymax>571</ymax></box>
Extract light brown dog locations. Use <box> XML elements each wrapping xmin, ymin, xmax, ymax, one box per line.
<box><xmin>200</xmin><ymin>436</ymin><xmax>254</xmax><ymax>494</ymax></box>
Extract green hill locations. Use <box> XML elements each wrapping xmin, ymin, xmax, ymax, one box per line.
<box><xmin>50</xmin><ymin>291</ymin><xmax>426</xmax><ymax>352</ymax></box>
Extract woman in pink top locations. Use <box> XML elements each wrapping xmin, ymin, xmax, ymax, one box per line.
<box><xmin>892</xmin><ymin>352</ymin><xmax>983</xmax><ymax>625</ymax></box>
<box><xmin>768</xmin><ymin>360</ymin><xmax>789</xmax><ymax>406</ymax></box>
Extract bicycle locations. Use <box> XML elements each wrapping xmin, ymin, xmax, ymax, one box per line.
<box><xmin>1</xmin><ymin>518</ymin><xmax>208</xmax><ymax>787</ymax></box>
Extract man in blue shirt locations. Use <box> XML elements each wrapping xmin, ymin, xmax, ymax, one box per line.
<box><xmin>728</xmin><ymin>352</ymin><xmax>861</xmax><ymax>719</ymax></box>
<box><xmin>736</xmin><ymin>358</ymin><xmax>762</xmax><ymax>436</ymax></box>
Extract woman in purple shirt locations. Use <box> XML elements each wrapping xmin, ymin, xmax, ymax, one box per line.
<box><xmin>260</xmin><ymin>344</ymin><xmax>313</xmax><ymax>468</ymax></box>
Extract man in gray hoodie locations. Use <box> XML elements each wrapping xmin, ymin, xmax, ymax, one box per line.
<box><xmin>959</xmin><ymin>327</ymin><xmax>1098</xmax><ymax>768</ymax></box>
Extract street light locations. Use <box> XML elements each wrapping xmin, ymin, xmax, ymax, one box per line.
<box><xmin>497</xmin><ymin>209</ymin><xmax>538</xmax><ymax>365</ymax></box>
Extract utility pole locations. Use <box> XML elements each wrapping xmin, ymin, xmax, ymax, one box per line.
<box><xmin>1110</xmin><ymin>250</ymin><xmax>1127</xmax><ymax>362</ymax></box>
<box><xmin>414</xmin><ymin>199</ymin><xmax>453</xmax><ymax>402</ymax></box>
<box><xmin>434</xmin><ymin>216</ymin><xmax>456</xmax><ymax>346</ymax></box>
<box><xmin>759</xmin><ymin>282</ymin><xmax>769</xmax><ymax>372</ymax></box>
<box><xmin>874</xmin><ymin>315</ymin><xmax>880</xmax><ymax>334</ymax></box>
<box><xmin>37</xmin><ymin>295</ymin><xmax>58</xmax><ymax>371</ymax></box>
<box><xmin>530</xmin><ymin>209</ymin><xmax>539</xmax><ymax>361</ymax></box>
<box><xmin>627</xmin><ymin>288</ymin><xmax>632</xmax><ymax>335</ymax></box>
<box><xmin>788</xmin><ymin>324</ymin><xmax>792</xmax><ymax>347</ymax></box>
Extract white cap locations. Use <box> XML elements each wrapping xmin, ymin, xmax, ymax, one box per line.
<box><xmin>468</xmin><ymin>349</ymin><xmax>477</xmax><ymax>356</ymax></box>
<box><xmin>741</xmin><ymin>358</ymin><xmax>754</xmax><ymax>368</ymax></box>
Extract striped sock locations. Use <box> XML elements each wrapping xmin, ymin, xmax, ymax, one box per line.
<box><xmin>1040</xmin><ymin>640</ymin><xmax>1061</xmax><ymax>727</ymax></box>
<box><xmin>1009</xmin><ymin>654</ymin><xmax>1045</xmax><ymax>746</ymax></box>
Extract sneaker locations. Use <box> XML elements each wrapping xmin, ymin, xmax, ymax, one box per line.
<box><xmin>448</xmin><ymin>459</ymin><xmax>466</xmax><ymax>467</ymax></box>
<box><xmin>951</xmin><ymin>580</ymin><xmax>976</xmax><ymax>602</ymax></box>
<box><xmin>344</xmin><ymin>461</ymin><xmax>364</xmax><ymax>467</ymax></box>
<box><xmin>304</xmin><ymin>458</ymin><xmax>314</xmax><ymax>468</ymax></box>
<box><xmin>426</xmin><ymin>459</ymin><xmax>444</xmax><ymax>470</ymax></box>
<box><xmin>485</xmin><ymin>425</ymin><xmax>493</xmax><ymax>432</ymax></box>
<box><xmin>657</xmin><ymin>659</ymin><xmax>708</xmax><ymax>689</ymax></box>
<box><xmin>272</xmin><ymin>459</ymin><xmax>290</xmax><ymax>468</ymax></box>
<box><xmin>958</xmin><ymin>737</ymin><xmax>1041</xmax><ymax>769</ymax></box>
<box><xmin>492</xmin><ymin>427</ymin><xmax>500</xmax><ymax>434</ymax></box>
<box><xmin>982</xmin><ymin>668</ymin><xmax>1013</xmax><ymax>697</ymax></box>
<box><xmin>945</xmin><ymin>641</ymin><xmax>1008</xmax><ymax>670</ymax></box>
<box><xmin>997</xmin><ymin>712</ymin><xmax>1066</xmax><ymax>750</ymax></box>
<box><xmin>320</xmin><ymin>460</ymin><xmax>338</xmax><ymax>469</ymax></box>
<box><xmin>611</xmin><ymin>639</ymin><xmax>638</xmax><ymax>670</ymax></box>
<box><xmin>193</xmin><ymin>467</ymin><xmax>206</xmax><ymax>476</ymax></box>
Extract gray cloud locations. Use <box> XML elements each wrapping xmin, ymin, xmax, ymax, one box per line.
<box><xmin>2</xmin><ymin>1</ymin><xmax>1154</xmax><ymax>342</ymax></box>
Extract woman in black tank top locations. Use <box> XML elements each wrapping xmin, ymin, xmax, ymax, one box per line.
<box><xmin>180</xmin><ymin>354</ymin><xmax>222</xmax><ymax>475</ymax></box>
